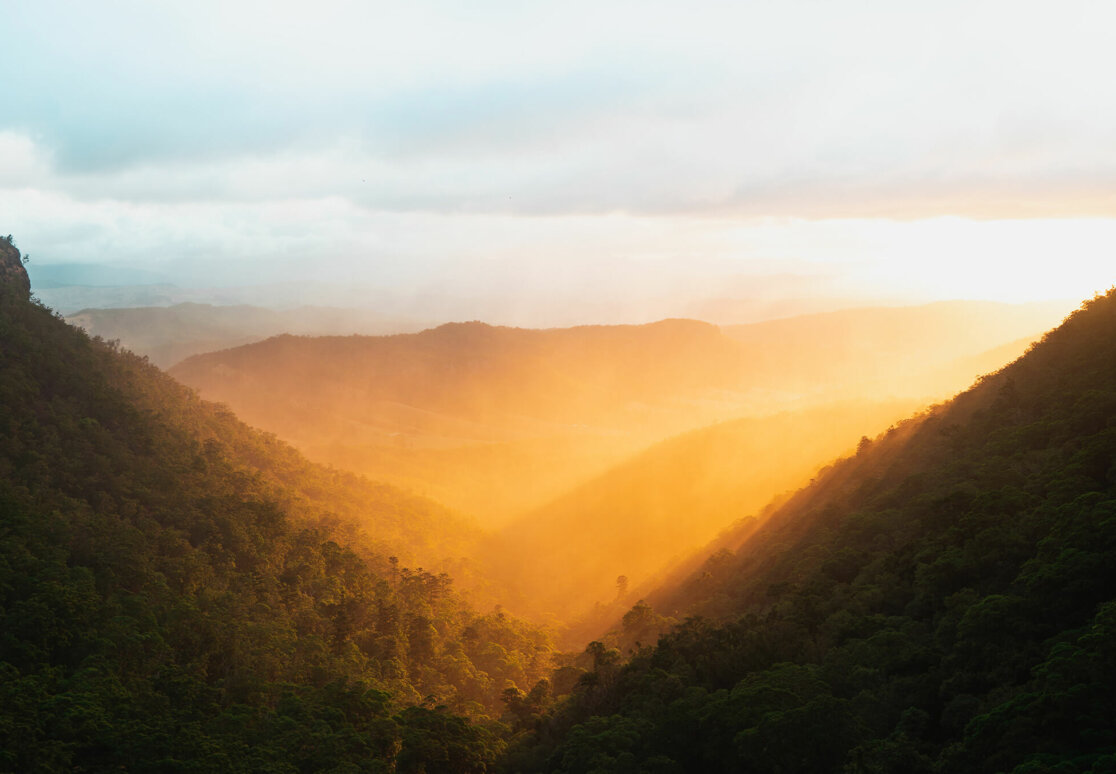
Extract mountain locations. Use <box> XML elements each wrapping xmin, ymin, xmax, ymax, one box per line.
<box><xmin>170</xmin><ymin>318</ymin><xmax>746</xmax><ymax>425</ymax></box>
<box><xmin>508</xmin><ymin>289</ymin><xmax>1116</xmax><ymax>773</ymax></box>
<box><xmin>169</xmin><ymin>319</ymin><xmax>752</xmax><ymax>526</ymax></box>
<box><xmin>489</xmin><ymin>399</ymin><xmax>924</xmax><ymax>630</ymax></box>
<box><xmin>66</xmin><ymin>303</ymin><xmax>429</xmax><ymax>367</ymax></box>
<box><xmin>168</xmin><ymin>304</ymin><xmax>1062</xmax><ymax>528</ymax></box>
<box><xmin>0</xmin><ymin>239</ymin><xmax>554</xmax><ymax>772</ymax></box>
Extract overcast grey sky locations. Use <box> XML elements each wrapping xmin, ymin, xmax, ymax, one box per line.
<box><xmin>2</xmin><ymin>0</ymin><xmax>1114</xmax><ymax>322</ymax></box>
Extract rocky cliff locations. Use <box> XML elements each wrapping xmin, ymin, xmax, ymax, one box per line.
<box><xmin>0</xmin><ymin>237</ymin><xmax>31</xmax><ymax>299</ymax></box>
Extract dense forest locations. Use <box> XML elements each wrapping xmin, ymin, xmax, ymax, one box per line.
<box><xmin>506</xmin><ymin>289</ymin><xmax>1116</xmax><ymax>773</ymax></box>
<box><xmin>0</xmin><ymin>240</ymin><xmax>554</xmax><ymax>772</ymax></box>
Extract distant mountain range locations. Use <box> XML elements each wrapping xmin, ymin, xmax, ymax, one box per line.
<box><xmin>168</xmin><ymin>301</ymin><xmax>1069</xmax><ymax>529</ymax></box>
<box><xmin>67</xmin><ymin>302</ymin><xmax>430</xmax><ymax>367</ymax></box>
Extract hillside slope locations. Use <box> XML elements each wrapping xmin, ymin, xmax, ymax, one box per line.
<box><xmin>508</xmin><ymin>289</ymin><xmax>1116</xmax><ymax>773</ymax></box>
<box><xmin>0</xmin><ymin>240</ymin><xmax>552</xmax><ymax>772</ymax></box>
<box><xmin>490</xmin><ymin>399</ymin><xmax>923</xmax><ymax>628</ymax></box>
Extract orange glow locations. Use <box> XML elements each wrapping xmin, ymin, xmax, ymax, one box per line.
<box><xmin>164</xmin><ymin>299</ymin><xmax>1072</xmax><ymax>629</ymax></box>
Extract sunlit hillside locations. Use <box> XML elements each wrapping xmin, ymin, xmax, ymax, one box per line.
<box><xmin>169</xmin><ymin>319</ymin><xmax>748</xmax><ymax>524</ymax></box>
<box><xmin>490</xmin><ymin>400</ymin><xmax>924</xmax><ymax>629</ymax></box>
<box><xmin>168</xmin><ymin>303</ymin><xmax>1064</xmax><ymax>530</ymax></box>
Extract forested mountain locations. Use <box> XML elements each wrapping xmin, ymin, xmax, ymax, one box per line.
<box><xmin>66</xmin><ymin>303</ymin><xmax>426</xmax><ymax>368</ymax></box>
<box><xmin>168</xmin><ymin>304</ymin><xmax>1061</xmax><ymax>527</ymax></box>
<box><xmin>0</xmin><ymin>239</ymin><xmax>553</xmax><ymax>772</ymax></box>
<box><xmin>508</xmin><ymin>289</ymin><xmax>1116</xmax><ymax>773</ymax></box>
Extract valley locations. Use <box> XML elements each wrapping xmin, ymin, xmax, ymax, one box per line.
<box><xmin>2</xmin><ymin>239</ymin><xmax>1110</xmax><ymax>773</ymax></box>
<box><xmin>7</xmin><ymin>4</ymin><xmax>1114</xmax><ymax>769</ymax></box>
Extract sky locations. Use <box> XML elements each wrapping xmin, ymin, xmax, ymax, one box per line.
<box><xmin>1</xmin><ymin>0</ymin><xmax>1114</xmax><ymax>324</ymax></box>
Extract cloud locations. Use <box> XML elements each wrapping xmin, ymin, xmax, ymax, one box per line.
<box><xmin>0</xmin><ymin>132</ymin><xmax>52</xmax><ymax>186</ymax></box>
<box><xmin>2</xmin><ymin>0</ymin><xmax>1115</xmax><ymax>316</ymax></box>
<box><xmin>4</xmin><ymin>1</ymin><xmax>1116</xmax><ymax>217</ymax></box>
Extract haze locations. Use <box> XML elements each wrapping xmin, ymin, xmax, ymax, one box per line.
<box><xmin>4</xmin><ymin>1</ymin><xmax>1114</xmax><ymax>324</ymax></box>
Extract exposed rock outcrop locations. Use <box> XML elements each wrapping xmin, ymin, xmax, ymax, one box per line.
<box><xmin>0</xmin><ymin>237</ymin><xmax>31</xmax><ymax>299</ymax></box>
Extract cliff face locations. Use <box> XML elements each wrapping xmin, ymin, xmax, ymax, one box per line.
<box><xmin>0</xmin><ymin>238</ymin><xmax>31</xmax><ymax>299</ymax></box>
